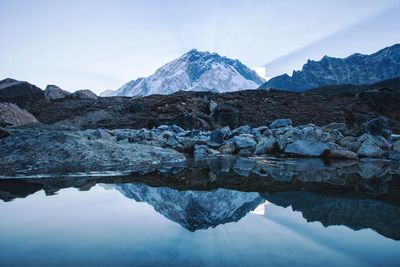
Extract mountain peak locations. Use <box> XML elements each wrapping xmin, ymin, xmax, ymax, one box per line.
<box><xmin>260</xmin><ymin>43</ymin><xmax>400</xmax><ymax>92</ymax></box>
<box><xmin>110</xmin><ymin>50</ymin><xmax>265</xmax><ymax>97</ymax></box>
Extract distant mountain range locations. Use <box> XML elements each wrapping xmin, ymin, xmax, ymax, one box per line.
<box><xmin>260</xmin><ymin>44</ymin><xmax>400</xmax><ymax>92</ymax></box>
<box><xmin>102</xmin><ymin>49</ymin><xmax>265</xmax><ymax>97</ymax></box>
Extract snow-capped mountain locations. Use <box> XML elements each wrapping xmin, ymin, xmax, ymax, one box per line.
<box><xmin>260</xmin><ymin>43</ymin><xmax>400</xmax><ymax>92</ymax></box>
<box><xmin>107</xmin><ymin>49</ymin><xmax>265</xmax><ymax>97</ymax></box>
<box><xmin>114</xmin><ymin>183</ymin><xmax>264</xmax><ymax>231</ymax></box>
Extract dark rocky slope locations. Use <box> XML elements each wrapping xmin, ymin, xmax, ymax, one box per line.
<box><xmin>31</xmin><ymin>77</ymin><xmax>400</xmax><ymax>132</ymax></box>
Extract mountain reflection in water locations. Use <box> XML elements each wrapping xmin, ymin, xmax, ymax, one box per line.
<box><xmin>1</xmin><ymin>156</ymin><xmax>400</xmax><ymax>240</ymax></box>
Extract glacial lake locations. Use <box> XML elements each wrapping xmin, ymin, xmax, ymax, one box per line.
<box><xmin>1</xmin><ymin>156</ymin><xmax>400</xmax><ymax>267</ymax></box>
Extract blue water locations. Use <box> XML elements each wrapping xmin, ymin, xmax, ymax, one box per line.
<box><xmin>1</xmin><ymin>183</ymin><xmax>399</xmax><ymax>267</ymax></box>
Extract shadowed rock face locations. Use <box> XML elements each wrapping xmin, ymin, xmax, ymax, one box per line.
<box><xmin>44</xmin><ymin>85</ymin><xmax>71</xmax><ymax>100</ymax></box>
<box><xmin>0</xmin><ymin>78</ymin><xmax>48</xmax><ymax>112</ymax></box>
<box><xmin>264</xmin><ymin>191</ymin><xmax>400</xmax><ymax>240</ymax></box>
<box><xmin>0</xmin><ymin>102</ymin><xmax>39</xmax><ymax>127</ymax></box>
<box><xmin>116</xmin><ymin>184</ymin><xmax>264</xmax><ymax>231</ymax></box>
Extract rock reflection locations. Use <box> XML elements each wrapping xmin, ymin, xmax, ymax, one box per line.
<box><xmin>0</xmin><ymin>156</ymin><xmax>400</xmax><ymax>238</ymax></box>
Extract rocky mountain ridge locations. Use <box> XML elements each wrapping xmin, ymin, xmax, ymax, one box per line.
<box><xmin>260</xmin><ymin>44</ymin><xmax>400</xmax><ymax>92</ymax></box>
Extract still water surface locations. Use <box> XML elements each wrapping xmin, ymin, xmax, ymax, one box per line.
<box><xmin>1</xmin><ymin>157</ymin><xmax>400</xmax><ymax>267</ymax></box>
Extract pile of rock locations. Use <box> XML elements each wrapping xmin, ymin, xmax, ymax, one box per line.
<box><xmin>109</xmin><ymin>117</ymin><xmax>399</xmax><ymax>160</ymax></box>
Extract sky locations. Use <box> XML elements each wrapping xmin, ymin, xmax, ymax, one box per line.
<box><xmin>0</xmin><ymin>0</ymin><xmax>399</xmax><ymax>94</ymax></box>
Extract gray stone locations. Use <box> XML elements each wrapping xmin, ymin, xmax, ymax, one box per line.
<box><xmin>270</xmin><ymin>118</ymin><xmax>292</xmax><ymax>129</ymax></box>
<box><xmin>284</xmin><ymin>140</ymin><xmax>329</xmax><ymax>157</ymax></box>
<box><xmin>0</xmin><ymin>130</ymin><xmax>185</xmax><ymax>174</ymax></box>
<box><xmin>182</xmin><ymin>137</ymin><xmax>207</xmax><ymax>152</ymax></box>
<box><xmin>321</xmin><ymin>122</ymin><xmax>346</xmax><ymax>132</ymax></box>
<box><xmin>210</xmin><ymin>129</ymin><xmax>225</xmax><ymax>144</ymax></box>
<box><xmin>391</xmin><ymin>134</ymin><xmax>400</xmax><ymax>142</ymax></box>
<box><xmin>166</xmin><ymin>136</ymin><xmax>180</xmax><ymax>148</ymax></box>
<box><xmin>0</xmin><ymin>102</ymin><xmax>39</xmax><ymax>127</ymax></box>
<box><xmin>44</xmin><ymin>85</ymin><xmax>71</xmax><ymax>100</ymax></box>
<box><xmin>339</xmin><ymin>136</ymin><xmax>361</xmax><ymax>152</ymax></box>
<box><xmin>357</xmin><ymin>140</ymin><xmax>384</xmax><ymax>158</ymax></box>
<box><xmin>219</xmin><ymin>142</ymin><xmax>236</xmax><ymax>154</ymax></box>
<box><xmin>298</xmin><ymin>126</ymin><xmax>329</xmax><ymax>142</ymax></box>
<box><xmin>88</xmin><ymin>129</ymin><xmax>114</xmax><ymax>140</ymax></box>
<box><xmin>328</xmin><ymin>129</ymin><xmax>344</xmax><ymax>143</ymax></box>
<box><xmin>233</xmin><ymin>135</ymin><xmax>257</xmax><ymax>149</ymax></box>
<box><xmin>194</xmin><ymin>144</ymin><xmax>219</xmax><ymax>159</ymax></box>
<box><xmin>230</xmin><ymin>125</ymin><xmax>251</xmax><ymax>137</ymax></box>
<box><xmin>362</xmin><ymin>117</ymin><xmax>392</xmax><ymax>138</ymax></box>
<box><xmin>171</xmin><ymin>125</ymin><xmax>184</xmax><ymax>134</ymax></box>
<box><xmin>254</xmin><ymin>137</ymin><xmax>276</xmax><ymax>155</ymax></box>
<box><xmin>194</xmin><ymin>144</ymin><xmax>209</xmax><ymax>158</ymax></box>
<box><xmin>209</xmin><ymin>100</ymin><xmax>218</xmax><ymax>113</ymax></box>
<box><xmin>276</xmin><ymin>135</ymin><xmax>289</xmax><ymax>151</ymax></box>
<box><xmin>358</xmin><ymin>134</ymin><xmax>387</xmax><ymax>148</ymax></box>
<box><xmin>161</xmin><ymin>130</ymin><xmax>174</xmax><ymax>139</ymax></box>
<box><xmin>252</xmin><ymin>126</ymin><xmax>269</xmax><ymax>135</ymax></box>
<box><xmin>72</xmin><ymin>89</ymin><xmax>97</xmax><ymax>100</ymax></box>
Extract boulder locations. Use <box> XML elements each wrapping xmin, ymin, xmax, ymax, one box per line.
<box><xmin>362</xmin><ymin>117</ymin><xmax>391</xmax><ymax>138</ymax></box>
<box><xmin>210</xmin><ymin>129</ymin><xmax>225</xmax><ymax>144</ymax></box>
<box><xmin>391</xmin><ymin>134</ymin><xmax>400</xmax><ymax>142</ymax></box>
<box><xmin>0</xmin><ymin>102</ymin><xmax>39</xmax><ymax>127</ymax></box>
<box><xmin>357</xmin><ymin>134</ymin><xmax>387</xmax><ymax>148</ymax></box>
<box><xmin>321</xmin><ymin>122</ymin><xmax>346</xmax><ymax>132</ymax></box>
<box><xmin>298</xmin><ymin>126</ymin><xmax>330</xmax><ymax>142</ymax></box>
<box><xmin>0</xmin><ymin>130</ymin><xmax>185</xmax><ymax>174</ymax></box>
<box><xmin>233</xmin><ymin>135</ymin><xmax>257</xmax><ymax>149</ymax></box>
<box><xmin>166</xmin><ymin>135</ymin><xmax>180</xmax><ymax>148</ymax></box>
<box><xmin>339</xmin><ymin>136</ymin><xmax>361</xmax><ymax>152</ymax></box>
<box><xmin>194</xmin><ymin>144</ymin><xmax>219</xmax><ymax>159</ymax></box>
<box><xmin>182</xmin><ymin>137</ymin><xmax>207</xmax><ymax>153</ymax></box>
<box><xmin>254</xmin><ymin>137</ymin><xmax>277</xmax><ymax>155</ymax></box>
<box><xmin>209</xmin><ymin>100</ymin><xmax>218</xmax><ymax>113</ymax></box>
<box><xmin>0</xmin><ymin>78</ymin><xmax>48</xmax><ymax>111</ymax></box>
<box><xmin>357</xmin><ymin>140</ymin><xmax>384</xmax><ymax>158</ymax></box>
<box><xmin>276</xmin><ymin>135</ymin><xmax>289</xmax><ymax>151</ymax></box>
<box><xmin>252</xmin><ymin>126</ymin><xmax>269</xmax><ymax>135</ymax></box>
<box><xmin>328</xmin><ymin>129</ymin><xmax>344</xmax><ymax>143</ymax></box>
<box><xmin>284</xmin><ymin>140</ymin><xmax>329</xmax><ymax>157</ymax></box>
<box><xmin>219</xmin><ymin>142</ymin><xmax>236</xmax><ymax>154</ymax></box>
<box><xmin>270</xmin><ymin>118</ymin><xmax>292</xmax><ymax>129</ymax></box>
<box><xmin>230</xmin><ymin>125</ymin><xmax>252</xmax><ymax>137</ymax></box>
<box><xmin>72</xmin><ymin>89</ymin><xmax>98</xmax><ymax>100</ymax></box>
<box><xmin>44</xmin><ymin>85</ymin><xmax>71</xmax><ymax>100</ymax></box>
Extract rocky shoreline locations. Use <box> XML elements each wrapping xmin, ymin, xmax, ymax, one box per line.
<box><xmin>1</xmin><ymin>116</ymin><xmax>399</xmax><ymax>176</ymax></box>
